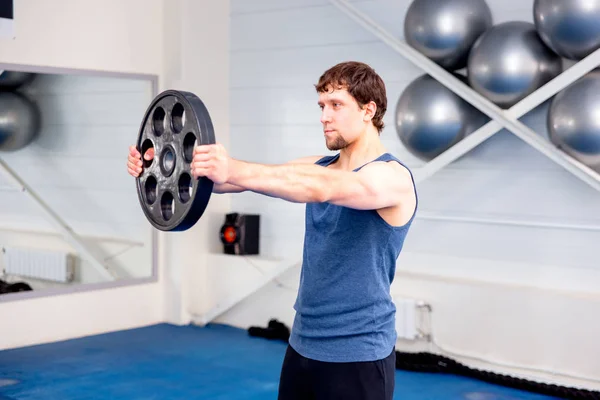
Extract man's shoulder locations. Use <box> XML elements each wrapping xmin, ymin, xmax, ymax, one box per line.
<box><xmin>362</xmin><ymin>157</ymin><xmax>413</xmax><ymax>179</ymax></box>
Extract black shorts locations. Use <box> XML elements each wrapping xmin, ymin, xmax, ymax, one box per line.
<box><xmin>277</xmin><ymin>345</ymin><xmax>396</xmax><ymax>400</ymax></box>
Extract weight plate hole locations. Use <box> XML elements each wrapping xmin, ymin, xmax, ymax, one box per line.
<box><xmin>153</xmin><ymin>107</ymin><xmax>166</xmax><ymax>136</ymax></box>
<box><xmin>183</xmin><ymin>132</ymin><xmax>197</xmax><ymax>163</ymax></box>
<box><xmin>160</xmin><ymin>146</ymin><xmax>176</xmax><ymax>177</ymax></box>
<box><xmin>161</xmin><ymin>191</ymin><xmax>175</xmax><ymax>221</ymax></box>
<box><xmin>145</xmin><ymin>175</ymin><xmax>157</xmax><ymax>205</ymax></box>
<box><xmin>171</xmin><ymin>103</ymin><xmax>185</xmax><ymax>133</ymax></box>
<box><xmin>178</xmin><ymin>173</ymin><xmax>193</xmax><ymax>203</ymax></box>
<box><xmin>141</xmin><ymin>139</ymin><xmax>155</xmax><ymax>168</ymax></box>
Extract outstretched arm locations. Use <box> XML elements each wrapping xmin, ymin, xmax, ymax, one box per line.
<box><xmin>210</xmin><ymin>156</ymin><xmax>321</xmax><ymax>194</ymax></box>
<box><xmin>192</xmin><ymin>144</ymin><xmax>413</xmax><ymax>210</ymax></box>
<box><xmin>227</xmin><ymin>158</ymin><xmax>412</xmax><ymax>209</ymax></box>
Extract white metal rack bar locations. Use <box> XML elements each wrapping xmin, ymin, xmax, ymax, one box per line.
<box><xmin>416</xmin><ymin>49</ymin><xmax>600</xmax><ymax>183</ymax></box>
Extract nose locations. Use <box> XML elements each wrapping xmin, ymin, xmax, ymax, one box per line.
<box><xmin>320</xmin><ymin>108</ymin><xmax>332</xmax><ymax>125</ymax></box>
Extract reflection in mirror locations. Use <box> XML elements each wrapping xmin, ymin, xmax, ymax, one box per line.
<box><xmin>0</xmin><ymin>66</ymin><xmax>156</xmax><ymax>298</ymax></box>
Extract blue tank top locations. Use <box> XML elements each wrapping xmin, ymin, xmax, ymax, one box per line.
<box><xmin>288</xmin><ymin>152</ymin><xmax>418</xmax><ymax>363</ymax></box>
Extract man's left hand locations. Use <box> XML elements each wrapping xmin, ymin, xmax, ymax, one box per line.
<box><xmin>191</xmin><ymin>143</ymin><xmax>231</xmax><ymax>184</ymax></box>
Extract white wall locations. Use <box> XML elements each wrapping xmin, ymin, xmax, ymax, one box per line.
<box><xmin>210</xmin><ymin>0</ymin><xmax>600</xmax><ymax>391</ymax></box>
<box><xmin>0</xmin><ymin>0</ymin><xmax>231</xmax><ymax>349</ymax></box>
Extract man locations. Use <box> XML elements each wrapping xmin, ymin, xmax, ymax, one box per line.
<box><xmin>127</xmin><ymin>61</ymin><xmax>417</xmax><ymax>400</ymax></box>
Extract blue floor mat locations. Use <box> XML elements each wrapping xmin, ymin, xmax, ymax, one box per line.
<box><xmin>0</xmin><ymin>323</ymin><xmax>561</xmax><ymax>399</ymax></box>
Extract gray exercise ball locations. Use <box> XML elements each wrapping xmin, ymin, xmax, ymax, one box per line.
<box><xmin>534</xmin><ymin>0</ymin><xmax>600</xmax><ymax>61</ymax></box>
<box><xmin>548</xmin><ymin>69</ymin><xmax>600</xmax><ymax>172</ymax></box>
<box><xmin>395</xmin><ymin>74</ymin><xmax>490</xmax><ymax>161</ymax></box>
<box><xmin>467</xmin><ymin>21</ymin><xmax>563</xmax><ymax>109</ymax></box>
<box><xmin>0</xmin><ymin>70</ymin><xmax>36</xmax><ymax>90</ymax></box>
<box><xmin>404</xmin><ymin>0</ymin><xmax>493</xmax><ymax>71</ymax></box>
<box><xmin>0</xmin><ymin>92</ymin><xmax>41</xmax><ymax>152</ymax></box>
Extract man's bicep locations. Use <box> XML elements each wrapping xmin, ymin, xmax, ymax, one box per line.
<box><xmin>330</xmin><ymin>162</ymin><xmax>413</xmax><ymax>210</ymax></box>
<box><xmin>372</xmin><ymin>161</ymin><xmax>414</xmax><ymax>197</ymax></box>
<box><xmin>362</xmin><ymin>161</ymin><xmax>413</xmax><ymax>198</ymax></box>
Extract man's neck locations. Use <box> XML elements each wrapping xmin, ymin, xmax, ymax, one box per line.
<box><xmin>336</xmin><ymin>127</ymin><xmax>386</xmax><ymax>171</ymax></box>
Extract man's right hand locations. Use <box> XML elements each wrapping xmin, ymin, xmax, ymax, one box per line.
<box><xmin>127</xmin><ymin>145</ymin><xmax>155</xmax><ymax>177</ymax></box>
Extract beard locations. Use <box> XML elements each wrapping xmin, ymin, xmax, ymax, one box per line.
<box><xmin>325</xmin><ymin>134</ymin><xmax>349</xmax><ymax>151</ymax></box>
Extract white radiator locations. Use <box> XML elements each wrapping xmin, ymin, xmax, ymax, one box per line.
<box><xmin>395</xmin><ymin>297</ymin><xmax>431</xmax><ymax>340</ymax></box>
<box><xmin>2</xmin><ymin>247</ymin><xmax>75</xmax><ymax>283</ymax></box>
<box><xmin>395</xmin><ymin>297</ymin><xmax>417</xmax><ymax>340</ymax></box>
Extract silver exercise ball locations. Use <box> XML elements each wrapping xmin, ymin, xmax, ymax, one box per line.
<box><xmin>467</xmin><ymin>21</ymin><xmax>563</xmax><ymax>109</ymax></box>
<box><xmin>395</xmin><ymin>74</ymin><xmax>490</xmax><ymax>161</ymax></box>
<box><xmin>534</xmin><ymin>0</ymin><xmax>600</xmax><ymax>61</ymax></box>
<box><xmin>404</xmin><ymin>0</ymin><xmax>493</xmax><ymax>71</ymax></box>
<box><xmin>0</xmin><ymin>70</ymin><xmax>36</xmax><ymax>90</ymax></box>
<box><xmin>0</xmin><ymin>92</ymin><xmax>41</xmax><ymax>152</ymax></box>
<box><xmin>548</xmin><ymin>69</ymin><xmax>600</xmax><ymax>172</ymax></box>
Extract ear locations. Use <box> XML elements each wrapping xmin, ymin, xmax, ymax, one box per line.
<box><xmin>363</xmin><ymin>101</ymin><xmax>377</xmax><ymax>123</ymax></box>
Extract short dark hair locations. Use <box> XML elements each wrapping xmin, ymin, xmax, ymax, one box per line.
<box><xmin>315</xmin><ymin>61</ymin><xmax>387</xmax><ymax>133</ymax></box>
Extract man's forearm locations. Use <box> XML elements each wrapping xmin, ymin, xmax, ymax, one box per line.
<box><xmin>212</xmin><ymin>182</ymin><xmax>246</xmax><ymax>194</ymax></box>
<box><xmin>227</xmin><ymin>159</ymin><xmax>339</xmax><ymax>203</ymax></box>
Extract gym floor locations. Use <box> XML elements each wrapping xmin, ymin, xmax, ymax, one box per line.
<box><xmin>0</xmin><ymin>323</ymin><xmax>560</xmax><ymax>400</ymax></box>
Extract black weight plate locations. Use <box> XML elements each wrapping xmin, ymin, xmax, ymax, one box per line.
<box><xmin>135</xmin><ymin>90</ymin><xmax>215</xmax><ymax>231</ymax></box>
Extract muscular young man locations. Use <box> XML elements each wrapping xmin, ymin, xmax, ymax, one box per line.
<box><xmin>128</xmin><ymin>61</ymin><xmax>417</xmax><ymax>400</ymax></box>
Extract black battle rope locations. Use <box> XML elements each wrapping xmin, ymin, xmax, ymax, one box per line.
<box><xmin>395</xmin><ymin>351</ymin><xmax>600</xmax><ymax>400</ymax></box>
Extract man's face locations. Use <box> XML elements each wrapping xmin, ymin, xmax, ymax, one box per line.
<box><xmin>318</xmin><ymin>87</ymin><xmax>367</xmax><ymax>151</ymax></box>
